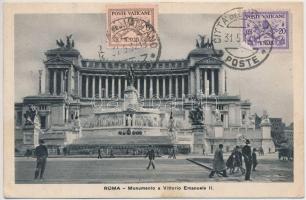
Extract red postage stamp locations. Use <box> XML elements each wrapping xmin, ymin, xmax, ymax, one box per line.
<box><xmin>106</xmin><ymin>4</ymin><xmax>159</xmax><ymax>48</ymax></box>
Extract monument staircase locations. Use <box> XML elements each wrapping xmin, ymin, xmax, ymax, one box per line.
<box><xmin>74</xmin><ymin>133</ymin><xmax>172</xmax><ymax>145</ymax></box>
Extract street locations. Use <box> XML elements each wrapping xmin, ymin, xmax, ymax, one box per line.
<box><xmin>15</xmin><ymin>153</ymin><xmax>293</xmax><ymax>183</ymax></box>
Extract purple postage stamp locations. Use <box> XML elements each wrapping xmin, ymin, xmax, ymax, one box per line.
<box><xmin>243</xmin><ymin>11</ymin><xmax>289</xmax><ymax>49</ymax></box>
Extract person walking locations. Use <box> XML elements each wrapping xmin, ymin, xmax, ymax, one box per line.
<box><xmin>168</xmin><ymin>148</ymin><xmax>172</xmax><ymax>159</ymax></box>
<box><xmin>34</xmin><ymin>139</ymin><xmax>48</xmax><ymax>180</ymax></box>
<box><xmin>63</xmin><ymin>147</ymin><xmax>67</xmax><ymax>156</ymax></box>
<box><xmin>234</xmin><ymin>146</ymin><xmax>245</xmax><ymax>175</ymax></box>
<box><xmin>242</xmin><ymin>139</ymin><xmax>252</xmax><ymax>181</ymax></box>
<box><xmin>252</xmin><ymin>148</ymin><xmax>258</xmax><ymax>171</ymax></box>
<box><xmin>172</xmin><ymin>147</ymin><xmax>176</xmax><ymax>159</ymax></box>
<box><xmin>226</xmin><ymin>152</ymin><xmax>235</xmax><ymax>174</ymax></box>
<box><xmin>56</xmin><ymin>146</ymin><xmax>60</xmax><ymax>155</ymax></box>
<box><xmin>209</xmin><ymin>144</ymin><xmax>228</xmax><ymax>178</ymax></box>
<box><xmin>145</xmin><ymin>145</ymin><xmax>155</xmax><ymax>170</ymax></box>
<box><xmin>97</xmin><ymin>148</ymin><xmax>102</xmax><ymax>159</ymax></box>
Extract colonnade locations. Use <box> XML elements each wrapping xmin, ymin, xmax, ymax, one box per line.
<box><xmin>48</xmin><ymin>69</ymin><xmax>67</xmax><ymax>95</ymax></box>
<box><xmin>46</xmin><ymin>67</ymin><xmax>223</xmax><ymax>98</ymax></box>
<box><xmin>190</xmin><ymin>68</ymin><xmax>221</xmax><ymax>96</ymax></box>
<box><xmin>80</xmin><ymin>74</ymin><xmax>189</xmax><ymax>99</ymax></box>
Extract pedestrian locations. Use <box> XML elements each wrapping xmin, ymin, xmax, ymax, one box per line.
<box><xmin>63</xmin><ymin>147</ymin><xmax>67</xmax><ymax>156</ymax></box>
<box><xmin>242</xmin><ymin>139</ymin><xmax>252</xmax><ymax>181</ymax></box>
<box><xmin>110</xmin><ymin>149</ymin><xmax>114</xmax><ymax>158</ymax></box>
<box><xmin>25</xmin><ymin>149</ymin><xmax>31</xmax><ymax>159</ymax></box>
<box><xmin>226</xmin><ymin>152</ymin><xmax>235</xmax><ymax>174</ymax></box>
<box><xmin>145</xmin><ymin>145</ymin><xmax>155</xmax><ymax>170</ymax></box>
<box><xmin>34</xmin><ymin>139</ymin><xmax>48</xmax><ymax>180</ymax></box>
<box><xmin>234</xmin><ymin>146</ymin><xmax>245</xmax><ymax>174</ymax></box>
<box><xmin>97</xmin><ymin>148</ymin><xmax>102</xmax><ymax>159</ymax></box>
<box><xmin>168</xmin><ymin>148</ymin><xmax>172</xmax><ymax>158</ymax></box>
<box><xmin>252</xmin><ymin>148</ymin><xmax>258</xmax><ymax>171</ymax></box>
<box><xmin>209</xmin><ymin>144</ymin><xmax>228</xmax><ymax>178</ymax></box>
<box><xmin>172</xmin><ymin>147</ymin><xmax>176</xmax><ymax>159</ymax></box>
<box><xmin>56</xmin><ymin>146</ymin><xmax>60</xmax><ymax>155</ymax></box>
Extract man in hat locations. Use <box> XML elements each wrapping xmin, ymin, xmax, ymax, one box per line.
<box><xmin>34</xmin><ymin>139</ymin><xmax>48</xmax><ymax>180</ymax></box>
<box><xmin>209</xmin><ymin>144</ymin><xmax>228</xmax><ymax>178</ymax></box>
<box><xmin>145</xmin><ymin>145</ymin><xmax>155</xmax><ymax>170</ymax></box>
<box><xmin>242</xmin><ymin>139</ymin><xmax>252</xmax><ymax>180</ymax></box>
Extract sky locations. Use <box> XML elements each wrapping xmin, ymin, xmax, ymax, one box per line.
<box><xmin>14</xmin><ymin>14</ymin><xmax>293</xmax><ymax>124</ymax></box>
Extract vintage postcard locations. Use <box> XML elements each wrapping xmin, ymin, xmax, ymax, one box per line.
<box><xmin>3</xmin><ymin>2</ymin><xmax>304</xmax><ymax>198</ymax></box>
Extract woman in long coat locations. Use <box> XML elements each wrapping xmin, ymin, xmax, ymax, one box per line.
<box><xmin>209</xmin><ymin>144</ymin><xmax>228</xmax><ymax>178</ymax></box>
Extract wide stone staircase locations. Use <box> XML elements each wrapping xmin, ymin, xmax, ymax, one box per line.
<box><xmin>74</xmin><ymin>133</ymin><xmax>172</xmax><ymax>145</ymax></box>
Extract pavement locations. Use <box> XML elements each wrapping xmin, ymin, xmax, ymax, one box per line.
<box><xmin>188</xmin><ymin>153</ymin><xmax>293</xmax><ymax>182</ymax></box>
<box><xmin>15</xmin><ymin>153</ymin><xmax>293</xmax><ymax>183</ymax></box>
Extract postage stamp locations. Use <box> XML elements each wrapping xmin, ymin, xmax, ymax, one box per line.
<box><xmin>243</xmin><ymin>11</ymin><xmax>289</xmax><ymax>49</ymax></box>
<box><xmin>106</xmin><ymin>4</ymin><xmax>159</xmax><ymax>48</ymax></box>
<box><xmin>211</xmin><ymin>7</ymin><xmax>273</xmax><ymax>70</ymax></box>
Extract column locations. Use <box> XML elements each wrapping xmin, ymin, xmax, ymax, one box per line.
<box><xmin>175</xmin><ymin>76</ymin><xmax>178</xmax><ymax>98</ymax></box>
<box><xmin>105</xmin><ymin>76</ymin><xmax>109</xmax><ymax>98</ymax></box>
<box><xmin>78</xmin><ymin>72</ymin><xmax>81</xmax><ymax>97</ymax></box>
<box><xmin>118</xmin><ymin>77</ymin><xmax>121</xmax><ymax>98</ymax></box>
<box><xmin>204</xmin><ymin>69</ymin><xmax>208</xmax><ymax>94</ymax></box>
<box><xmin>190</xmin><ymin>70</ymin><xmax>194</xmax><ymax>95</ymax></box>
<box><xmin>149</xmin><ymin>76</ymin><xmax>153</xmax><ymax>98</ymax></box>
<box><xmin>112</xmin><ymin>76</ymin><xmax>115</xmax><ymax>98</ymax></box>
<box><xmin>143</xmin><ymin>76</ymin><xmax>147</xmax><ymax>98</ymax></box>
<box><xmin>45</xmin><ymin>69</ymin><xmax>50</xmax><ymax>94</ymax></box>
<box><xmin>98</xmin><ymin>76</ymin><xmax>102</xmax><ymax>98</ymax></box>
<box><xmin>169</xmin><ymin>76</ymin><xmax>172</xmax><ymax>97</ymax></box>
<box><xmin>216</xmin><ymin>69</ymin><xmax>219</xmax><ymax>95</ymax></box>
<box><xmin>53</xmin><ymin>70</ymin><xmax>57</xmax><ymax>95</ymax></box>
<box><xmin>93</xmin><ymin>76</ymin><xmax>96</xmax><ymax>98</ymax></box>
<box><xmin>224</xmin><ymin>69</ymin><xmax>227</xmax><ymax>94</ymax></box>
<box><xmin>181</xmin><ymin>75</ymin><xmax>185</xmax><ymax>97</ymax></box>
<box><xmin>211</xmin><ymin>69</ymin><xmax>215</xmax><ymax>95</ymax></box>
<box><xmin>61</xmin><ymin>70</ymin><xmax>64</xmax><ymax>94</ymax></box>
<box><xmin>67</xmin><ymin>69</ymin><xmax>71</xmax><ymax>94</ymax></box>
<box><xmin>85</xmin><ymin>75</ymin><xmax>89</xmax><ymax>98</ymax></box>
<box><xmin>218</xmin><ymin>69</ymin><xmax>222</xmax><ymax>95</ymax></box>
<box><xmin>125</xmin><ymin>78</ymin><xmax>127</xmax><ymax>89</ymax></box>
<box><xmin>137</xmin><ymin>77</ymin><xmax>140</xmax><ymax>94</ymax></box>
<box><xmin>156</xmin><ymin>76</ymin><xmax>159</xmax><ymax>98</ymax></box>
<box><xmin>195</xmin><ymin>67</ymin><xmax>200</xmax><ymax>96</ymax></box>
<box><xmin>187</xmin><ymin>74</ymin><xmax>190</xmax><ymax>95</ymax></box>
<box><xmin>162</xmin><ymin>76</ymin><xmax>166</xmax><ymax>98</ymax></box>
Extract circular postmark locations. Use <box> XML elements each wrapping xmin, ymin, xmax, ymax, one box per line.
<box><xmin>211</xmin><ymin>8</ymin><xmax>273</xmax><ymax>70</ymax></box>
<box><xmin>106</xmin><ymin>16</ymin><xmax>161</xmax><ymax>70</ymax></box>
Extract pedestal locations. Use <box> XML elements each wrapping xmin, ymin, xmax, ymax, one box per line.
<box><xmin>192</xmin><ymin>124</ymin><xmax>205</xmax><ymax>154</ymax></box>
<box><xmin>22</xmin><ymin>124</ymin><xmax>40</xmax><ymax>148</ymax></box>
<box><xmin>214</xmin><ymin>123</ymin><xmax>224</xmax><ymax>138</ymax></box>
<box><xmin>260</xmin><ymin>122</ymin><xmax>275</xmax><ymax>153</ymax></box>
<box><xmin>123</xmin><ymin>86</ymin><xmax>139</xmax><ymax>110</ymax></box>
